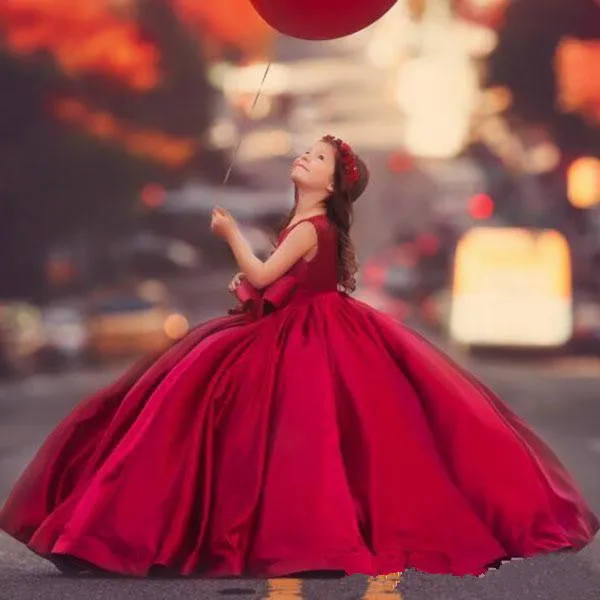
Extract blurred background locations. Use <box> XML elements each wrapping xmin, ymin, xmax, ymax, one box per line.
<box><xmin>1</xmin><ymin>0</ymin><xmax>600</xmax><ymax>378</ymax></box>
<box><xmin>1</xmin><ymin>0</ymin><xmax>600</xmax><ymax>539</ymax></box>
<box><xmin>0</xmin><ymin>0</ymin><xmax>599</xmax><ymax>595</ymax></box>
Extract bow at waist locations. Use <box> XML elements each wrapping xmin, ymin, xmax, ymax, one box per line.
<box><xmin>228</xmin><ymin>275</ymin><xmax>298</xmax><ymax>320</ymax></box>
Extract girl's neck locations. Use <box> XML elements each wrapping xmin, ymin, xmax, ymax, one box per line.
<box><xmin>294</xmin><ymin>189</ymin><xmax>327</xmax><ymax>219</ymax></box>
<box><xmin>293</xmin><ymin>208</ymin><xmax>326</xmax><ymax>221</ymax></box>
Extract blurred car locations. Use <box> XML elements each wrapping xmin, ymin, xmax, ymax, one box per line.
<box><xmin>361</xmin><ymin>230</ymin><xmax>452</xmax><ymax>304</ymax></box>
<box><xmin>571</xmin><ymin>292</ymin><xmax>600</xmax><ymax>353</ymax></box>
<box><xmin>448</xmin><ymin>227</ymin><xmax>574</xmax><ymax>350</ymax></box>
<box><xmin>0</xmin><ymin>302</ymin><xmax>45</xmax><ymax>378</ymax></box>
<box><xmin>86</xmin><ymin>287</ymin><xmax>189</xmax><ymax>363</ymax></box>
<box><xmin>412</xmin><ymin>231</ymin><xmax>454</xmax><ymax>297</ymax></box>
<box><xmin>419</xmin><ymin>288</ymin><xmax>452</xmax><ymax>332</ymax></box>
<box><xmin>40</xmin><ymin>303</ymin><xmax>89</xmax><ymax>370</ymax></box>
<box><xmin>354</xmin><ymin>287</ymin><xmax>413</xmax><ymax>321</ymax></box>
<box><xmin>361</xmin><ymin>244</ymin><xmax>421</xmax><ymax>303</ymax></box>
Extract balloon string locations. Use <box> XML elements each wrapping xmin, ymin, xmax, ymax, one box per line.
<box><xmin>222</xmin><ymin>61</ymin><xmax>272</xmax><ymax>186</ymax></box>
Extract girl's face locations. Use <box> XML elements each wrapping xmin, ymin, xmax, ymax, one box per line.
<box><xmin>290</xmin><ymin>140</ymin><xmax>336</xmax><ymax>196</ymax></box>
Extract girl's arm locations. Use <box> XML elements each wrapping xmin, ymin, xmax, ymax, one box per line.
<box><xmin>227</xmin><ymin>222</ymin><xmax>317</xmax><ymax>290</ymax></box>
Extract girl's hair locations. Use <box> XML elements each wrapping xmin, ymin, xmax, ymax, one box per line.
<box><xmin>279</xmin><ymin>136</ymin><xmax>369</xmax><ymax>294</ymax></box>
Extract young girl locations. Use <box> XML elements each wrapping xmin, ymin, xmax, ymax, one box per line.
<box><xmin>0</xmin><ymin>135</ymin><xmax>597</xmax><ymax>579</ymax></box>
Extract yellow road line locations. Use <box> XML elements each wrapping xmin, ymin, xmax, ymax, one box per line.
<box><xmin>363</xmin><ymin>573</ymin><xmax>405</xmax><ymax>599</ymax></box>
<box><xmin>264</xmin><ymin>578</ymin><xmax>303</xmax><ymax>599</ymax></box>
<box><xmin>263</xmin><ymin>572</ymin><xmax>404</xmax><ymax>599</ymax></box>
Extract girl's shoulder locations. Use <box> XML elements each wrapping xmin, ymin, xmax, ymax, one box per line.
<box><xmin>286</xmin><ymin>213</ymin><xmax>328</xmax><ymax>231</ymax></box>
<box><xmin>280</xmin><ymin>214</ymin><xmax>330</xmax><ymax>240</ymax></box>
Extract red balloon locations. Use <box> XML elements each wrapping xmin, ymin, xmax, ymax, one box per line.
<box><xmin>455</xmin><ymin>0</ymin><xmax>508</xmax><ymax>30</ymax></box>
<box><xmin>249</xmin><ymin>0</ymin><xmax>398</xmax><ymax>41</ymax></box>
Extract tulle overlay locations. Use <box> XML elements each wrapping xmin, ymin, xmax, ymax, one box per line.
<box><xmin>0</xmin><ymin>215</ymin><xmax>597</xmax><ymax>578</ymax></box>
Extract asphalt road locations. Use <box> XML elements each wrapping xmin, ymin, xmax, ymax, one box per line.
<box><xmin>1</xmin><ymin>313</ymin><xmax>599</xmax><ymax>600</ymax></box>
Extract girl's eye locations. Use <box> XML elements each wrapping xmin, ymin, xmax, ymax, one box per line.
<box><xmin>318</xmin><ymin>154</ymin><xmax>325</xmax><ymax>160</ymax></box>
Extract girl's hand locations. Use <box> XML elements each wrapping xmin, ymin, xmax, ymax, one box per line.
<box><xmin>228</xmin><ymin>272</ymin><xmax>245</xmax><ymax>294</ymax></box>
<box><xmin>210</xmin><ymin>206</ymin><xmax>237</xmax><ymax>240</ymax></box>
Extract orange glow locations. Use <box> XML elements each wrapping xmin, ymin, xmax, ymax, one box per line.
<box><xmin>0</xmin><ymin>0</ymin><xmax>159</xmax><ymax>90</ymax></box>
<box><xmin>567</xmin><ymin>157</ymin><xmax>600</xmax><ymax>209</ymax></box>
<box><xmin>164</xmin><ymin>313</ymin><xmax>189</xmax><ymax>340</ymax></box>
<box><xmin>53</xmin><ymin>97</ymin><xmax>196</xmax><ymax>167</ymax></box>
<box><xmin>556</xmin><ymin>39</ymin><xmax>600</xmax><ymax>123</ymax></box>
<box><xmin>173</xmin><ymin>0</ymin><xmax>274</xmax><ymax>62</ymax></box>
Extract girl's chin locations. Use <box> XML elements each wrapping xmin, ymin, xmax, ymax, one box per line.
<box><xmin>290</xmin><ymin>172</ymin><xmax>306</xmax><ymax>185</ymax></box>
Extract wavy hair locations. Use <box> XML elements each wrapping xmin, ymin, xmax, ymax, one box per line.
<box><xmin>280</xmin><ymin>137</ymin><xmax>369</xmax><ymax>293</ymax></box>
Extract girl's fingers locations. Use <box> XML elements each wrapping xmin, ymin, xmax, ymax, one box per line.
<box><xmin>228</xmin><ymin>274</ymin><xmax>241</xmax><ymax>293</ymax></box>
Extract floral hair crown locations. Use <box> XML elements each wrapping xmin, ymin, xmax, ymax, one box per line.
<box><xmin>322</xmin><ymin>134</ymin><xmax>360</xmax><ymax>187</ymax></box>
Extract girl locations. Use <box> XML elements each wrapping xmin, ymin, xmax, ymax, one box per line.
<box><xmin>0</xmin><ymin>135</ymin><xmax>597</xmax><ymax>579</ymax></box>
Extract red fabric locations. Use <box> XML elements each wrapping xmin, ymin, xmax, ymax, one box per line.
<box><xmin>249</xmin><ymin>0</ymin><xmax>398</xmax><ymax>41</ymax></box>
<box><xmin>0</xmin><ymin>214</ymin><xmax>598</xmax><ymax>578</ymax></box>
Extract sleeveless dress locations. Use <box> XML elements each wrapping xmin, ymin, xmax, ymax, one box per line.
<box><xmin>0</xmin><ymin>214</ymin><xmax>597</xmax><ymax>578</ymax></box>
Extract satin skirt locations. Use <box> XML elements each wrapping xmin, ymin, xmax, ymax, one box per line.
<box><xmin>1</xmin><ymin>292</ymin><xmax>597</xmax><ymax>577</ymax></box>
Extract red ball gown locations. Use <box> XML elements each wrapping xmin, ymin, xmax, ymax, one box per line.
<box><xmin>0</xmin><ymin>215</ymin><xmax>598</xmax><ymax>578</ymax></box>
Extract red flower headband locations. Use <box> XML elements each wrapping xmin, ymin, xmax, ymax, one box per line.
<box><xmin>322</xmin><ymin>134</ymin><xmax>360</xmax><ymax>187</ymax></box>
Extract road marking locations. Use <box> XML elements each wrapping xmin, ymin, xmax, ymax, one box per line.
<box><xmin>263</xmin><ymin>573</ymin><xmax>405</xmax><ymax>599</ymax></box>
<box><xmin>363</xmin><ymin>573</ymin><xmax>404</xmax><ymax>599</ymax></box>
<box><xmin>264</xmin><ymin>578</ymin><xmax>303</xmax><ymax>599</ymax></box>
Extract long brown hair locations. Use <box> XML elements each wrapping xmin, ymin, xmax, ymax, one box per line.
<box><xmin>279</xmin><ymin>136</ymin><xmax>369</xmax><ymax>293</ymax></box>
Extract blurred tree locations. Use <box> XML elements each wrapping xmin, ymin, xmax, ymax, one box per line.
<box><xmin>0</xmin><ymin>0</ymin><xmax>255</xmax><ymax>300</ymax></box>
<box><xmin>173</xmin><ymin>0</ymin><xmax>274</xmax><ymax>62</ymax></box>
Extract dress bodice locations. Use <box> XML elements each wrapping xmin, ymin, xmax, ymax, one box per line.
<box><xmin>230</xmin><ymin>215</ymin><xmax>338</xmax><ymax>319</ymax></box>
<box><xmin>277</xmin><ymin>215</ymin><xmax>338</xmax><ymax>295</ymax></box>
